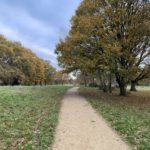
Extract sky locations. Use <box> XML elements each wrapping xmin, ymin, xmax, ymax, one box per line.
<box><xmin>0</xmin><ymin>0</ymin><xmax>81</xmax><ymax>69</ymax></box>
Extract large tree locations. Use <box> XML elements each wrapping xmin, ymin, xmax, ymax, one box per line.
<box><xmin>100</xmin><ymin>0</ymin><xmax>150</xmax><ymax>95</ymax></box>
<box><xmin>56</xmin><ymin>0</ymin><xmax>150</xmax><ymax>96</ymax></box>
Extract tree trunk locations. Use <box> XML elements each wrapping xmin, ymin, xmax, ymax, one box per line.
<box><xmin>116</xmin><ymin>75</ymin><xmax>127</xmax><ymax>96</ymax></box>
<box><xmin>97</xmin><ymin>70</ymin><xmax>102</xmax><ymax>90</ymax></box>
<box><xmin>130</xmin><ymin>81</ymin><xmax>137</xmax><ymax>91</ymax></box>
<box><xmin>92</xmin><ymin>76</ymin><xmax>95</xmax><ymax>86</ymax></box>
<box><xmin>108</xmin><ymin>73</ymin><xmax>112</xmax><ymax>93</ymax></box>
<box><xmin>102</xmin><ymin>83</ymin><xmax>108</xmax><ymax>93</ymax></box>
<box><xmin>119</xmin><ymin>85</ymin><xmax>127</xmax><ymax>96</ymax></box>
<box><xmin>84</xmin><ymin>76</ymin><xmax>87</xmax><ymax>87</ymax></box>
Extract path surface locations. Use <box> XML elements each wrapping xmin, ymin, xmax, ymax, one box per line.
<box><xmin>51</xmin><ymin>87</ymin><xmax>131</xmax><ymax>150</ymax></box>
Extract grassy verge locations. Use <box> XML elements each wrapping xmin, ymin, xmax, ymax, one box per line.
<box><xmin>80</xmin><ymin>87</ymin><xmax>150</xmax><ymax>150</ymax></box>
<box><xmin>0</xmin><ymin>85</ymin><xmax>71</xmax><ymax>150</ymax></box>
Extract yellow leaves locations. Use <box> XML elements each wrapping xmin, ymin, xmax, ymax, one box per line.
<box><xmin>76</xmin><ymin>0</ymin><xmax>101</xmax><ymax>16</ymax></box>
<box><xmin>0</xmin><ymin>44</ymin><xmax>14</xmax><ymax>56</ymax></box>
<box><xmin>55</xmin><ymin>0</ymin><xmax>150</xmax><ymax>89</ymax></box>
<box><xmin>72</xmin><ymin>14</ymin><xmax>103</xmax><ymax>37</ymax></box>
<box><xmin>53</xmin><ymin>70</ymin><xmax>69</xmax><ymax>84</ymax></box>
<box><xmin>0</xmin><ymin>34</ymin><xmax>55</xmax><ymax>85</ymax></box>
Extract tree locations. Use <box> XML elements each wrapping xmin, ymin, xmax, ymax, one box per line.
<box><xmin>54</xmin><ymin>70</ymin><xmax>69</xmax><ymax>85</ymax></box>
<box><xmin>101</xmin><ymin>0</ymin><xmax>150</xmax><ymax>95</ymax></box>
<box><xmin>56</xmin><ymin>0</ymin><xmax>106</xmax><ymax>88</ymax></box>
<box><xmin>55</xmin><ymin>0</ymin><xmax>150</xmax><ymax>96</ymax></box>
<box><xmin>44</xmin><ymin>61</ymin><xmax>56</xmax><ymax>85</ymax></box>
<box><xmin>0</xmin><ymin>34</ymin><xmax>56</xmax><ymax>85</ymax></box>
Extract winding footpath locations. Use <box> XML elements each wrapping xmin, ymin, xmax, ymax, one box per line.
<box><xmin>51</xmin><ymin>87</ymin><xmax>131</xmax><ymax>150</ymax></box>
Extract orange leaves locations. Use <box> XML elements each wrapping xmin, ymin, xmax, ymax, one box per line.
<box><xmin>0</xmin><ymin>34</ymin><xmax>55</xmax><ymax>85</ymax></box>
<box><xmin>55</xmin><ymin>0</ymin><xmax>150</xmax><ymax>95</ymax></box>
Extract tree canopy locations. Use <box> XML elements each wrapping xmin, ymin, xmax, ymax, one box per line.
<box><xmin>0</xmin><ymin>34</ymin><xmax>56</xmax><ymax>85</ymax></box>
<box><xmin>56</xmin><ymin>0</ymin><xmax>150</xmax><ymax>95</ymax></box>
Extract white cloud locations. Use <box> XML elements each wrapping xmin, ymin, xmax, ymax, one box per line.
<box><xmin>0</xmin><ymin>0</ymin><xmax>81</xmax><ymax>69</ymax></box>
<box><xmin>0</xmin><ymin>3</ymin><xmax>58</xmax><ymax>62</ymax></box>
<box><xmin>0</xmin><ymin>22</ymin><xmax>20</xmax><ymax>40</ymax></box>
<box><xmin>0</xmin><ymin>22</ymin><xmax>57</xmax><ymax>65</ymax></box>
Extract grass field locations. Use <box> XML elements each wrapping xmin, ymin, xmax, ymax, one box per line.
<box><xmin>80</xmin><ymin>87</ymin><xmax>150</xmax><ymax>150</ymax></box>
<box><xmin>0</xmin><ymin>85</ymin><xmax>71</xmax><ymax>150</ymax></box>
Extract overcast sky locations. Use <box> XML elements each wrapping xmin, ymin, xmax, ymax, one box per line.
<box><xmin>0</xmin><ymin>0</ymin><xmax>81</xmax><ymax>68</ymax></box>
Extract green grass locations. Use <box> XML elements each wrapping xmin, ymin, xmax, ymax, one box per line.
<box><xmin>0</xmin><ymin>85</ymin><xmax>71</xmax><ymax>150</ymax></box>
<box><xmin>80</xmin><ymin>87</ymin><xmax>150</xmax><ymax>150</ymax></box>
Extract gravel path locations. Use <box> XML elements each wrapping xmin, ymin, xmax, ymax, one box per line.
<box><xmin>51</xmin><ymin>87</ymin><xmax>131</xmax><ymax>150</ymax></box>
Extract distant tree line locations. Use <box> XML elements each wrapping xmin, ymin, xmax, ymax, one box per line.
<box><xmin>53</xmin><ymin>70</ymin><xmax>73</xmax><ymax>85</ymax></box>
<box><xmin>0</xmin><ymin>35</ymin><xmax>56</xmax><ymax>85</ymax></box>
<box><xmin>56</xmin><ymin>0</ymin><xmax>150</xmax><ymax>96</ymax></box>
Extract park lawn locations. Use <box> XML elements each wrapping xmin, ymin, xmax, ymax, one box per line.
<box><xmin>80</xmin><ymin>87</ymin><xmax>150</xmax><ymax>150</ymax></box>
<box><xmin>0</xmin><ymin>85</ymin><xmax>71</xmax><ymax>150</ymax></box>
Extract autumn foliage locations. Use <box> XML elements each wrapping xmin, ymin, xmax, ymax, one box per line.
<box><xmin>0</xmin><ymin>35</ymin><xmax>55</xmax><ymax>85</ymax></box>
<box><xmin>56</xmin><ymin>0</ymin><xmax>150</xmax><ymax>96</ymax></box>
